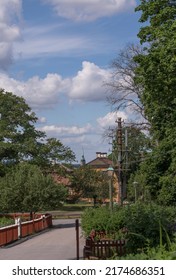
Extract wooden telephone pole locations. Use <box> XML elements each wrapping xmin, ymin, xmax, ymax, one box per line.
<box><xmin>117</xmin><ymin>118</ymin><xmax>123</xmax><ymax>206</ymax></box>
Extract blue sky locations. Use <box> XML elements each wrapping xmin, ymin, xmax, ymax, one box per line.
<box><xmin>0</xmin><ymin>0</ymin><xmax>141</xmax><ymax>163</ymax></box>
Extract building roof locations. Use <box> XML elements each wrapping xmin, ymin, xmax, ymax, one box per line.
<box><xmin>86</xmin><ymin>157</ymin><xmax>112</xmax><ymax>169</ymax></box>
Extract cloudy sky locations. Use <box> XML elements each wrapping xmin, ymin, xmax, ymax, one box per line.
<box><xmin>0</xmin><ymin>0</ymin><xmax>141</xmax><ymax>163</ymax></box>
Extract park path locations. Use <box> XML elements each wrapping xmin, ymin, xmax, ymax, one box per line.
<box><xmin>0</xmin><ymin>219</ymin><xmax>85</xmax><ymax>260</ymax></box>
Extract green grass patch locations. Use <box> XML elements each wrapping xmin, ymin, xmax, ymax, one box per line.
<box><xmin>60</xmin><ymin>202</ymin><xmax>92</xmax><ymax>212</ymax></box>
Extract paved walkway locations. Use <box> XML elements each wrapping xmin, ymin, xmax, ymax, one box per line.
<box><xmin>0</xmin><ymin>219</ymin><xmax>85</xmax><ymax>260</ymax></box>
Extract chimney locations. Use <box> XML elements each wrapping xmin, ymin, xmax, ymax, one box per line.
<box><xmin>96</xmin><ymin>152</ymin><xmax>107</xmax><ymax>158</ymax></box>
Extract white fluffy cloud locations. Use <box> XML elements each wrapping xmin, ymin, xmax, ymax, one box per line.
<box><xmin>43</xmin><ymin>0</ymin><xmax>136</xmax><ymax>21</ymax></box>
<box><xmin>0</xmin><ymin>0</ymin><xmax>22</xmax><ymax>22</ymax></box>
<box><xmin>0</xmin><ymin>61</ymin><xmax>109</xmax><ymax>109</ymax></box>
<box><xmin>0</xmin><ymin>72</ymin><xmax>68</xmax><ymax>109</ymax></box>
<box><xmin>40</xmin><ymin>123</ymin><xmax>93</xmax><ymax>138</ymax></box>
<box><xmin>0</xmin><ymin>0</ymin><xmax>22</xmax><ymax>69</ymax></box>
<box><xmin>69</xmin><ymin>61</ymin><xmax>110</xmax><ymax>102</ymax></box>
<box><xmin>97</xmin><ymin>111</ymin><xmax>128</xmax><ymax>129</ymax></box>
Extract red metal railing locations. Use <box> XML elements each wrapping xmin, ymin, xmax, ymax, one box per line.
<box><xmin>0</xmin><ymin>224</ymin><xmax>18</xmax><ymax>246</ymax></box>
<box><xmin>0</xmin><ymin>213</ymin><xmax>52</xmax><ymax>246</ymax></box>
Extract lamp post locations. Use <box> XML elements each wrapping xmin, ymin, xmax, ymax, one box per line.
<box><xmin>107</xmin><ymin>166</ymin><xmax>114</xmax><ymax>212</ymax></box>
<box><xmin>133</xmin><ymin>181</ymin><xmax>138</xmax><ymax>203</ymax></box>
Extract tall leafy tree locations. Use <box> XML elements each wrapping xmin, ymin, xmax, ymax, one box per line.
<box><xmin>31</xmin><ymin>138</ymin><xmax>76</xmax><ymax>168</ymax></box>
<box><xmin>133</xmin><ymin>0</ymin><xmax>176</xmax><ymax>204</ymax></box>
<box><xmin>135</xmin><ymin>0</ymin><xmax>176</xmax><ymax>139</ymax></box>
<box><xmin>68</xmin><ymin>166</ymin><xmax>109</xmax><ymax>203</ymax></box>
<box><xmin>0</xmin><ymin>89</ymin><xmax>44</xmax><ymax>169</ymax></box>
<box><xmin>0</xmin><ymin>89</ymin><xmax>75</xmax><ymax>175</ymax></box>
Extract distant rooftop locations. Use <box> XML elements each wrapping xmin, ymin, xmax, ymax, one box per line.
<box><xmin>86</xmin><ymin>152</ymin><xmax>112</xmax><ymax>168</ymax></box>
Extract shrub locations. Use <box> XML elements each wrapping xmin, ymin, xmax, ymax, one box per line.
<box><xmin>0</xmin><ymin>163</ymin><xmax>67</xmax><ymax>212</ymax></box>
<box><xmin>81</xmin><ymin>206</ymin><xmax>111</xmax><ymax>236</ymax></box>
<box><xmin>81</xmin><ymin>202</ymin><xmax>176</xmax><ymax>254</ymax></box>
<box><xmin>123</xmin><ymin>202</ymin><xmax>176</xmax><ymax>253</ymax></box>
<box><xmin>113</xmin><ymin>240</ymin><xmax>176</xmax><ymax>260</ymax></box>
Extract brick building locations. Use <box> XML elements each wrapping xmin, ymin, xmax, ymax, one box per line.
<box><xmin>86</xmin><ymin>152</ymin><xmax>120</xmax><ymax>203</ymax></box>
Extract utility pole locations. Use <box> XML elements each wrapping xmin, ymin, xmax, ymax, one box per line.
<box><xmin>123</xmin><ymin>127</ymin><xmax>128</xmax><ymax>200</ymax></box>
<box><xmin>117</xmin><ymin>117</ymin><xmax>123</xmax><ymax>206</ymax></box>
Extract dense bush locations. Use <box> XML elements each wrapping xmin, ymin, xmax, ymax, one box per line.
<box><xmin>114</xmin><ymin>240</ymin><xmax>176</xmax><ymax>260</ymax></box>
<box><xmin>81</xmin><ymin>205</ymin><xmax>125</xmax><ymax>237</ymax></box>
<box><xmin>81</xmin><ymin>202</ymin><xmax>176</xmax><ymax>254</ymax></box>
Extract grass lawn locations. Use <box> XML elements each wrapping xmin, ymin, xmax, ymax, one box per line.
<box><xmin>47</xmin><ymin>202</ymin><xmax>93</xmax><ymax>219</ymax></box>
<box><xmin>60</xmin><ymin>202</ymin><xmax>92</xmax><ymax>211</ymax></box>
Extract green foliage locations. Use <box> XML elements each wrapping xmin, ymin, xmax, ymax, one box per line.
<box><xmin>113</xmin><ymin>241</ymin><xmax>176</xmax><ymax>259</ymax></box>
<box><xmin>113</xmin><ymin>231</ymin><xmax>176</xmax><ymax>260</ymax></box>
<box><xmin>121</xmin><ymin>203</ymin><xmax>176</xmax><ymax>253</ymax></box>
<box><xmin>81</xmin><ymin>206</ymin><xmax>113</xmax><ymax>235</ymax></box>
<box><xmin>130</xmin><ymin>126</ymin><xmax>176</xmax><ymax>205</ymax></box>
<box><xmin>0</xmin><ymin>163</ymin><xmax>67</xmax><ymax>212</ymax></box>
<box><xmin>135</xmin><ymin>0</ymin><xmax>176</xmax><ymax>137</ymax></box>
<box><xmin>81</xmin><ymin>202</ymin><xmax>176</xmax><ymax>253</ymax></box>
<box><xmin>158</xmin><ymin>175</ymin><xmax>176</xmax><ymax>205</ymax></box>
<box><xmin>127</xmin><ymin>168</ymin><xmax>148</xmax><ymax>202</ymax></box>
<box><xmin>131</xmin><ymin>1</ymin><xmax>176</xmax><ymax>203</ymax></box>
<box><xmin>69</xmin><ymin>166</ymin><xmax>109</xmax><ymax>202</ymax></box>
<box><xmin>0</xmin><ymin>217</ymin><xmax>14</xmax><ymax>228</ymax></box>
<box><xmin>0</xmin><ymin>89</ymin><xmax>75</xmax><ymax>175</ymax></box>
<box><xmin>32</xmin><ymin>138</ymin><xmax>75</xmax><ymax>167</ymax></box>
<box><xmin>0</xmin><ymin>89</ymin><xmax>43</xmax><ymax>174</ymax></box>
<box><xmin>111</xmin><ymin>126</ymin><xmax>152</xmax><ymax>196</ymax></box>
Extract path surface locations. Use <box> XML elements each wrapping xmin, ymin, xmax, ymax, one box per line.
<box><xmin>0</xmin><ymin>219</ymin><xmax>85</xmax><ymax>260</ymax></box>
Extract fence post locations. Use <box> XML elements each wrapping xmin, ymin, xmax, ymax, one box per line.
<box><xmin>75</xmin><ymin>219</ymin><xmax>79</xmax><ymax>260</ymax></box>
<box><xmin>15</xmin><ymin>217</ymin><xmax>21</xmax><ymax>239</ymax></box>
<box><xmin>42</xmin><ymin>215</ymin><xmax>45</xmax><ymax>229</ymax></box>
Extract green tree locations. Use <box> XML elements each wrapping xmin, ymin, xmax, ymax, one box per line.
<box><xmin>111</xmin><ymin>126</ymin><xmax>151</xmax><ymax>172</ymax></box>
<box><xmin>32</xmin><ymin>138</ymin><xmax>76</xmax><ymax>168</ymax></box>
<box><xmin>135</xmin><ymin>0</ymin><xmax>176</xmax><ymax>139</ymax></box>
<box><xmin>133</xmin><ymin>0</ymin><xmax>176</xmax><ymax>204</ymax></box>
<box><xmin>68</xmin><ymin>166</ymin><xmax>109</xmax><ymax>203</ymax></box>
<box><xmin>0</xmin><ymin>89</ymin><xmax>44</xmax><ymax>172</ymax></box>
<box><xmin>109</xmin><ymin>125</ymin><xmax>151</xmax><ymax>201</ymax></box>
<box><xmin>136</xmin><ymin>133</ymin><xmax>176</xmax><ymax>205</ymax></box>
<box><xmin>0</xmin><ymin>163</ymin><xmax>67</xmax><ymax>212</ymax></box>
<box><xmin>0</xmin><ymin>89</ymin><xmax>75</xmax><ymax>174</ymax></box>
